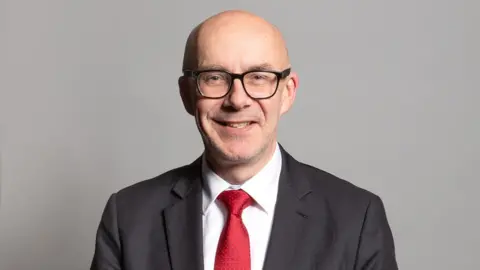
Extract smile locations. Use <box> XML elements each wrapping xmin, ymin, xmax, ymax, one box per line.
<box><xmin>215</xmin><ymin>121</ymin><xmax>253</xmax><ymax>129</ymax></box>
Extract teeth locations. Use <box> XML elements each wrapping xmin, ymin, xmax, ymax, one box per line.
<box><xmin>226</xmin><ymin>122</ymin><xmax>250</xmax><ymax>128</ymax></box>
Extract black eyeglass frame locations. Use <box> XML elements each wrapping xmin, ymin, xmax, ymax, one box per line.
<box><xmin>182</xmin><ymin>67</ymin><xmax>291</xmax><ymax>100</ymax></box>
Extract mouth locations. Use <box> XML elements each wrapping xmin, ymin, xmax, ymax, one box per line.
<box><xmin>214</xmin><ymin>120</ymin><xmax>254</xmax><ymax>129</ymax></box>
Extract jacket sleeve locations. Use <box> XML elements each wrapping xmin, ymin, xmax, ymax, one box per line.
<box><xmin>90</xmin><ymin>193</ymin><xmax>122</xmax><ymax>270</ymax></box>
<box><xmin>354</xmin><ymin>195</ymin><xmax>398</xmax><ymax>270</ymax></box>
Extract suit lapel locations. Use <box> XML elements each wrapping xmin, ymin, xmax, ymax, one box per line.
<box><xmin>161</xmin><ymin>146</ymin><xmax>334</xmax><ymax>270</ymax></box>
<box><xmin>263</xmin><ymin>146</ymin><xmax>334</xmax><ymax>270</ymax></box>
<box><xmin>163</xmin><ymin>158</ymin><xmax>204</xmax><ymax>270</ymax></box>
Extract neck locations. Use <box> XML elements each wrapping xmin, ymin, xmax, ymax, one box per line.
<box><xmin>205</xmin><ymin>141</ymin><xmax>277</xmax><ymax>185</ymax></box>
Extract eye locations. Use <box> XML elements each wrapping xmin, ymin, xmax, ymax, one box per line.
<box><xmin>251</xmin><ymin>74</ymin><xmax>267</xmax><ymax>80</ymax></box>
<box><xmin>245</xmin><ymin>72</ymin><xmax>275</xmax><ymax>85</ymax></box>
<box><xmin>200</xmin><ymin>72</ymin><xmax>228</xmax><ymax>84</ymax></box>
<box><xmin>207</xmin><ymin>75</ymin><xmax>222</xmax><ymax>81</ymax></box>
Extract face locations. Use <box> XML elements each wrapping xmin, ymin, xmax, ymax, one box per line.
<box><xmin>180</xmin><ymin>19</ymin><xmax>298</xmax><ymax>165</ymax></box>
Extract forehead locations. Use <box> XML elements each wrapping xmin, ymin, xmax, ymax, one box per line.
<box><xmin>196</xmin><ymin>21</ymin><xmax>287</xmax><ymax>71</ymax></box>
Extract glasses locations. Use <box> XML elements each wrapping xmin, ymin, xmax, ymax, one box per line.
<box><xmin>183</xmin><ymin>68</ymin><xmax>291</xmax><ymax>99</ymax></box>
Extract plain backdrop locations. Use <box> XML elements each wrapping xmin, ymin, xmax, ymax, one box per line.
<box><xmin>1</xmin><ymin>0</ymin><xmax>478</xmax><ymax>269</ymax></box>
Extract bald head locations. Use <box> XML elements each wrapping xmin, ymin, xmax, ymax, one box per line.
<box><xmin>181</xmin><ymin>10</ymin><xmax>289</xmax><ymax>71</ymax></box>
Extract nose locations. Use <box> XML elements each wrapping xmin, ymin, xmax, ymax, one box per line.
<box><xmin>223</xmin><ymin>79</ymin><xmax>252</xmax><ymax>110</ymax></box>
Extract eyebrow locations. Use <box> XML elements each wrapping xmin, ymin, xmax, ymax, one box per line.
<box><xmin>246</xmin><ymin>63</ymin><xmax>276</xmax><ymax>71</ymax></box>
<box><xmin>197</xmin><ymin>63</ymin><xmax>277</xmax><ymax>72</ymax></box>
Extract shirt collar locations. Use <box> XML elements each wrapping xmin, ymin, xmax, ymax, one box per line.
<box><xmin>201</xmin><ymin>142</ymin><xmax>282</xmax><ymax>215</ymax></box>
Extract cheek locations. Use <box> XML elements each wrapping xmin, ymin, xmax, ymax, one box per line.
<box><xmin>259</xmin><ymin>100</ymin><xmax>282</xmax><ymax>126</ymax></box>
<box><xmin>195</xmin><ymin>99</ymin><xmax>209</xmax><ymax>115</ymax></box>
<box><xmin>195</xmin><ymin>100</ymin><xmax>218</xmax><ymax>126</ymax></box>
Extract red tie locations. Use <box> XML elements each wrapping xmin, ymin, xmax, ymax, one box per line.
<box><xmin>214</xmin><ymin>189</ymin><xmax>254</xmax><ymax>270</ymax></box>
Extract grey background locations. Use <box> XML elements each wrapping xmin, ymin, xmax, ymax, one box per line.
<box><xmin>1</xmin><ymin>0</ymin><xmax>478</xmax><ymax>269</ymax></box>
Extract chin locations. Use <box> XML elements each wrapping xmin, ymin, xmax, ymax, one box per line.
<box><xmin>200</xmin><ymin>120</ymin><xmax>274</xmax><ymax>164</ymax></box>
<box><xmin>209</xmin><ymin>138</ymin><xmax>268</xmax><ymax>164</ymax></box>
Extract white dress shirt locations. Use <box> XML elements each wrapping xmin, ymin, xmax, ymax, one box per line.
<box><xmin>201</xmin><ymin>142</ymin><xmax>283</xmax><ymax>270</ymax></box>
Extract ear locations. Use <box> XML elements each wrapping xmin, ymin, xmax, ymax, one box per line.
<box><xmin>178</xmin><ymin>76</ymin><xmax>195</xmax><ymax>116</ymax></box>
<box><xmin>280</xmin><ymin>71</ymin><xmax>299</xmax><ymax>115</ymax></box>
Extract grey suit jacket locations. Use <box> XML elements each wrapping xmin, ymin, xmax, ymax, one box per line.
<box><xmin>90</xmin><ymin>145</ymin><xmax>398</xmax><ymax>270</ymax></box>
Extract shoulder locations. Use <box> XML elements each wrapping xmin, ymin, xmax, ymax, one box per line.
<box><xmin>110</xmin><ymin>160</ymin><xmax>200</xmax><ymax>211</ymax></box>
<box><xmin>292</xmin><ymin>158</ymin><xmax>387</xmax><ymax>229</ymax></box>
<box><xmin>280</xmin><ymin>144</ymin><xmax>378</xmax><ymax>202</ymax></box>
<box><xmin>284</xmin><ymin>151</ymin><xmax>383</xmax><ymax>218</ymax></box>
<box><xmin>299</xmin><ymin>160</ymin><xmax>378</xmax><ymax>202</ymax></box>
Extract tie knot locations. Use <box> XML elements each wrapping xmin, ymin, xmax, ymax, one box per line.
<box><xmin>217</xmin><ymin>189</ymin><xmax>253</xmax><ymax>216</ymax></box>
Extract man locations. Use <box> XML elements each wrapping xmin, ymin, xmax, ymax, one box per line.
<box><xmin>91</xmin><ymin>10</ymin><xmax>398</xmax><ymax>270</ymax></box>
